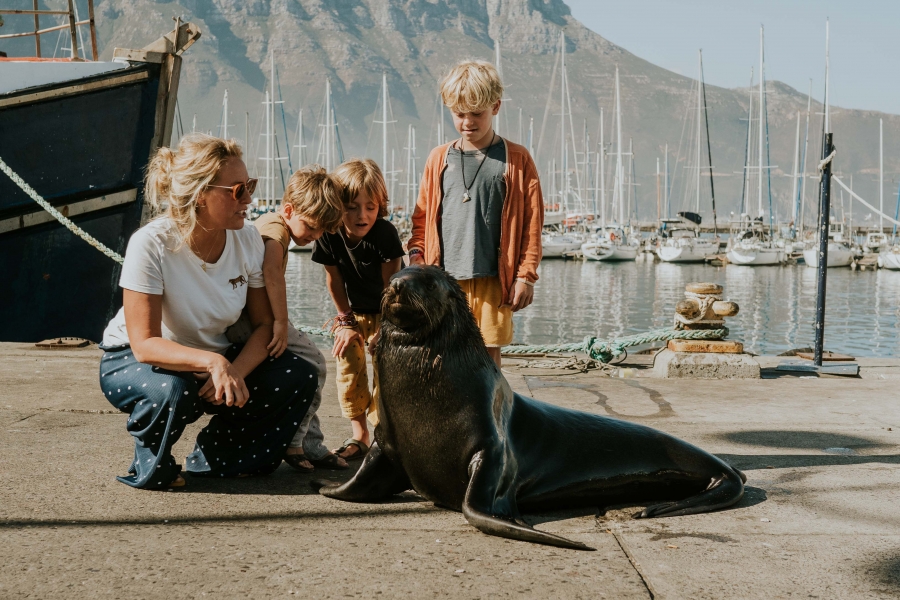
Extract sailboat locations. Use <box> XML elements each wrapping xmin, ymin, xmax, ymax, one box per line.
<box><xmin>802</xmin><ymin>219</ymin><xmax>854</xmax><ymax>267</ymax></box>
<box><xmin>657</xmin><ymin>50</ymin><xmax>719</xmax><ymax>263</ymax></box>
<box><xmin>726</xmin><ymin>26</ymin><xmax>785</xmax><ymax>266</ymax></box>
<box><xmin>582</xmin><ymin>65</ymin><xmax>638</xmax><ymax>261</ymax></box>
<box><xmin>863</xmin><ymin>120</ymin><xmax>889</xmax><ymax>255</ymax></box>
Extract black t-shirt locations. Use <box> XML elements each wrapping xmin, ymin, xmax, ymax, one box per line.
<box><xmin>311</xmin><ymin>219</ymin><xmax>405</xmax><ymax>314</ymax></box>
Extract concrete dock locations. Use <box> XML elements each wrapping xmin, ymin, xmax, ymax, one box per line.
<box><xmin>1</xmin><ymin>342</ymin><xmax>898</xmax><ymax>598</ymax></box>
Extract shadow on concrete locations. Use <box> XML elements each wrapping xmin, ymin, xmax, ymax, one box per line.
<box><xmin>868</xmin><ymin>553</ymin><xmax>900</xmax><ymax>595</ymax></box>
<box><xmin>0</xmin><ymin>504</ymin><xmax>440</xmax><ymax>531</ymax></box>
<box><xmin>716</xmin><ymin>453</ymin><xmax>900</xmax><ymax>471</ymax></box>
<box><xmin>716</xmin><ymin>430</ymin><xmax>894</xmax><ymax>451</ymax></box>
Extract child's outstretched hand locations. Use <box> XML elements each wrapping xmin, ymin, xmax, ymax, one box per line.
<box><xmin>268</xmin><ymin>319</ymin><xmax>289</xmax><ymax>357</ymax></box>
<box><xmin>367</xmin><ymin>329</ymin><xmax>381</xmax><ymax>356</ymax></box>
<box><xmin>333</xmin><ymin>327</ymin><xmax>364</xmax><ymax>358</ymax></box>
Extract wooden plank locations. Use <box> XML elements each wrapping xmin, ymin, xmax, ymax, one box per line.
<box><xmin>0</xmin><ymin>71</ymin><xmax>149</xmax><ymax>109</ymax></box>
<box><xmin>0</xmin><ymin>189</ymin><xmax>137</xmax><ymax>234</ymax></box>
<box><xmin>776</xmin><ymin>360</ymin><xmax>860</xmax><ymax>376</ymax></box>
<box><xmin>667</xmin><ymin>339</ymin><xmax>743</xmax><ymax>354</ymax></box>
<box><xmin>795</xmin><ymin>351</ymin><xmax>856</xmax><ymax>362</ymax></box>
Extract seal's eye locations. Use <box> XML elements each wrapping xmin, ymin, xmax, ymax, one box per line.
<box><xmin>426</xmin><ymin>281</ymin><xmax>436</xmax><ymax>291</ymax></box>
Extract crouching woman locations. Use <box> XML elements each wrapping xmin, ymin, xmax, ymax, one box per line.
<box><xmin>98</xmin><ymin>133</ymin><xmax>317</xmax><ymax>490</ymax></box>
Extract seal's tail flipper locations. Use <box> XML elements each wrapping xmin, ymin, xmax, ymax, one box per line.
<box><xmin>639</xmin><ymin>470</ymin><xmax>744</xmax><ymax>518</ymax></box>
<box><xmin>313</xmin><ymin>442</ymin><xmax>411</xmax><ymax>502</ymax></box>
<box><xmin>462</xmin><ymin>452</ymin><xmax>595</xmax><ymax>551</ymax></box>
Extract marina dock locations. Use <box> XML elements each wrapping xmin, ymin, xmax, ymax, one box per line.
<box><xmin>2</xmin><ymin>342</ymin><xmax>898</xmax><ymax>598</ymax></box>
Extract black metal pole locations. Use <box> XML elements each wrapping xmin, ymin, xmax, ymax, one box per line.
<box><xmin>814</xmin><ymin>133</ymin><xmax>833</xmax><ymax>366</ymax></box>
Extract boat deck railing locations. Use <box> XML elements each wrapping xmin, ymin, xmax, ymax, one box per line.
<box><xmin>0</xmin><ymin>0</ymin><xmax>98</xmax><ymax>61</ymax></box>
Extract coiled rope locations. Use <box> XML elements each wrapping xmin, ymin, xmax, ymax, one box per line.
<box><xmin>2</xmin><ymin>157</ymin><xmax>729</xmax><ymax>363</ymax></box>
<box><xmin>0</xmin><ymin>155</ymin><xmax>125</xmax><ymax>265</ymax></box>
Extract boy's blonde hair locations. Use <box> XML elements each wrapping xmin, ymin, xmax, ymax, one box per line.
<box><xmin>332</xmin><ymin>159</ymin><xmax>389</xmax><ymax>218</ymax></box>
<box><xmin>282</xmin><ymin>165</ymin><xmax>344</xmax><ymax>233</ymax></box>
<box><xmin>439</xmin><ymin>60</ymin><xmax>504</xmax><ymax>113</ymax></box>
<box><xmin>145</xmin><ymin>133</ymin><xmax>242</xmax><ymax>242</ymax></box>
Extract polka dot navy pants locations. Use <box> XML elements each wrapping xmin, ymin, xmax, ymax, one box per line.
<box><xmin>98</xmin><ymin>344</ymin><xmax>317</xmax><ymax>490</ymax></box>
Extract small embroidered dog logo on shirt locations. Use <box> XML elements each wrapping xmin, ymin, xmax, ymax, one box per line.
<box><xmin>229</xmin><ymin>275</ymin><xmax>248</xmax><ymax>289</ymax></box>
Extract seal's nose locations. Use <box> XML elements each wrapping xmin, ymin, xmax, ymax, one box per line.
<box><xmin>390</xmin><ymin>277</ymin><xmax>405</xmax><ymax>292</ymax></box>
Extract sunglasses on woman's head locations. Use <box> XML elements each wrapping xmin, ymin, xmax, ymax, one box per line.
<box><xmin>208</xmin><ymin>178</ymin><xmax>258</xmax><ymax>200</ymax></box>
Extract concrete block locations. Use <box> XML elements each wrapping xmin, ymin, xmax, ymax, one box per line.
<box><xmin>652</xmin><ymin>349</ymin><xmax>760</xmax><ymax>379</ymax></box>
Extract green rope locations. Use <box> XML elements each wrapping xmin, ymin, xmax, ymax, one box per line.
<box><xmin>300</xmin><ymin>325</ymin><xmax>729</xmax><ymax>364</ymax></box>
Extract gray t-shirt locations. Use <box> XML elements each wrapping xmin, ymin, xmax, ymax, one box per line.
<box><xmin>439</xmin><ymin>139</ymin><xmax>507</xmax><ymax>280</ymax></box>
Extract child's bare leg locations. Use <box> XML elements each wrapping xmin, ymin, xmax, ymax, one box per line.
<box><xmin>487</xmin><ymin>346</ymin><xmax>501</xmax><ymax>369</ymax></box>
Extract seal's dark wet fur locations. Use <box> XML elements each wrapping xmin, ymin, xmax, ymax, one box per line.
<box><xmin>312</xmin><ymin>266</ymin><xmax>746</xmax><ymax>550</ymax></box>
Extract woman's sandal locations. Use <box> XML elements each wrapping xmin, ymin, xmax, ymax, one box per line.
<box><xmin>284</xmin><ymin>453</ymin><xmax>316</xmax><ymax>474</ymax></box>
<box><xmin>332</xmin><ymin>438</ymin><xmax>369</xmax><ymax>462</ymax></box>
<box><xmin>168</xmin><ymin>474</ymin><xmax>186</xmax><ymax>488</ymax></box>
<box><xmin>308</xmin><ymin>452</ymin><xmax>350</xmax><ymax>470</ymax></box>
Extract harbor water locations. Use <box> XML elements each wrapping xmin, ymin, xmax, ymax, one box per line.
<box><xmin>286</xmin><ymin>252</ymin><xmax>900</xmax><ymax>357</ymax></box>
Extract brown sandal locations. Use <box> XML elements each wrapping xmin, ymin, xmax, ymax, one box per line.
<box><xmin>333</xmin><ymin>438</ymin><xmax>369</xmax><ymax>461</ymax></box>
<box><xmin>284</xmin><ymin>453</ymin><xmax>316</xmax><ymax>473</ymax></box>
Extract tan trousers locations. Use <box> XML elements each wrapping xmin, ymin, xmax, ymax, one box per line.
<box><xmin>335</xmin><ymin>313</ymin><xmax>381</xmax><ymax>425</ymax></box>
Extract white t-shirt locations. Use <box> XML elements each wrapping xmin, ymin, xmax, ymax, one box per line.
<box><xmin>102</xmin><ymin>218</ymin><xmax>266</xmax><ymax>353</ymax></box>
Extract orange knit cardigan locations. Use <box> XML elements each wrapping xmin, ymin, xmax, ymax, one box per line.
<box><xmin>408</xmin><ymin>138</ymin><xmax>544</xmax><ymax>301</ymax></box>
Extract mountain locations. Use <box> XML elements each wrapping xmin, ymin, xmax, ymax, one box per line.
<box><xmin>3</xmin><ymin>0</ymin><xmax>898</xmax><ymax>221</ymax></box>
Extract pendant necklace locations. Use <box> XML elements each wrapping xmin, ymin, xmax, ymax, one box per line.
<box><xmin>459</xmin><ymin>133</ymin><xmax>496</xmax><ymax>203</ymax></box>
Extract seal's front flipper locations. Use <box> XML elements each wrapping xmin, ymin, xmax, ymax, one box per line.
<box><xmin>461</xmin><ymin>452</ymin><xmax>594</xmax><ymax>551</ymax></box>
<box><xmin>312</xmin><ymin>442</ymin><xmax>411</xmax><ymax>502</ymax></box>
<box><xmin>639</xmin><ymin>470</ymin><xmax>745</xmax><ymax>518</ymax></box>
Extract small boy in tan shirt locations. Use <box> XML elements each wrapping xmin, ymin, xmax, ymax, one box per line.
<box><xmin>231</xmin><ymin>165</ymin><xmax>348</xmax><ymax>472</ymax></box>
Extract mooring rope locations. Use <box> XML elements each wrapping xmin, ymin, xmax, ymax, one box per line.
<box><xmin>1</xmin><ymin>157</ymin><xmax>729</xmax><ymax>363</ymax></box>
<box><xmin>0</xmin><ymin>156</ymin><xmax>126</xmax><ymax>264</ymax></box>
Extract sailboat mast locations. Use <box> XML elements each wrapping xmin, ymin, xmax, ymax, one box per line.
<box><xmin>758</xmin><ymin>26</ymin><xmax>764</xmax><ymax>219</ymax></box>
<box><xmin>656</xmin><ymin>157</ymin><xmax>661</xmax><ymax>227</ymax></box>
<box><xmin>382</xmin><ymin>72</ymin><xmax>388</xmax><ymax>175</ymax></box>
<box><xmin>880</xmin><ymin>118</ymin><xmax>884</xmax><ymax>232</ymax></box>
<box><xmin>799</xmin><ymin>82</ymin><xmax>811</xmax><ymax>235</ymax></box>
<box><xmin>560</xmin><ymin>31</ymin><xmax>567</xmax><ymax>212</ymax></box>
<box><xmin>325</xmin><ymin>79</ymin><xmax>332</xmax><ymax>171</ymax></box>
<box><xmin>740</xmin><ymin>67</ymin><xmax>753</xmax><ymax>216</ymax></box>
<box><xmin>664</xmin><ymin>142</ymin><xmax>669</xmax><ymax>218</ymax></box>
<box><xmin>270</xmin><ymin>50</ymin><xmax>276</xmax><ymax>207</ymax></box>
<box><xmin>222</xmin><ymin>90</ymin><xmax>228</xmax><ymax>139</ymax></box>
<box><xmin>700</xmin><ymin>50</ymin><xmax>718</xmax><ymax>236</ymax></box>
<box><xmin>615</xmin><ymin>65</ymin><xmax>624</xmax><ymax>225</ymax></box>
<box><xmin>695</xmin><ymin>50</ymin><xmax>702</xmax><ymax>213</ymax></box>
<box><xmin>527</xmin><ymin>116</ymin><xmax>534</xmax><ymax>156</ymax></box>
<box><xmin>791</xmin><ymin>111</ymin><xmax>801</xmax><ymax>232</ymax></box>
<box><xmin>264</xmin><ymin>90</ymin><xmax>271</xmax><ymax>208</ymax></box>
<box><xmin>600</xmin><ymin>108</ymin><xmax>606</xmax><ymax>228</ymax></box>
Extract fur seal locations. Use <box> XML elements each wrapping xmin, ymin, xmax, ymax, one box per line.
<box><xmin>313</xmin><ymin>266</ymin><xmax>746</xmax><ymax>550</ymax></box>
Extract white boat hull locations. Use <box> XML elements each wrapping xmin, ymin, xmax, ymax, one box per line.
<box><xmin>802</xmin><ymin>245</ymin><xmax>853</xmax><ymax>268</ymax></box>
<box><xmin>878</xmin><ymin>251</ymin><xmax>900</xmax><ymax>270</ymax></box>
<box><xmin>582</xmin><ymin>242</ymin><xmax>638</xmax><ymax>262</ymax></box>
<box><xmin>542</xmin><ymin>235</ymin><xmax>583</xmax><ymax>258</ymax></box>
<box><xmin>656</xmin><ymin>240</ymin><xmax>718</xmax><ymax>263</ymax></box>
<box><xmin>726</xmin><ymin>246</ymin><xmax>784</xmax><ymax>265</ymax></box>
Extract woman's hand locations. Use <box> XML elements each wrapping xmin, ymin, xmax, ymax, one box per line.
<box><xmin>332</xmin><ymin>327</ymin><xmax>363</xmax><ymax>358</ymax></box>
<box><xmin>268</xmin><ymin>319</ymin><xmax>289</xmax><ymax>358</ymax></box>
<box><xmin>198</xmin><ymin>355</ymin><xmax>250</xmax><ymax>407</ymax></box>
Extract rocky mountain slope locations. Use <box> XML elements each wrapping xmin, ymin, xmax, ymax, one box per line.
<box><xmin>3</xmin><ymin>0</ymin><xmax>898</xmax><ymax>220</ymax></box>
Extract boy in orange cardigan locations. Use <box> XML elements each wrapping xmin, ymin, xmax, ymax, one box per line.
<box><xmin>408</xmin><ymin>60</ymin><xmax>544</xmax><ymax>367</ymax></box>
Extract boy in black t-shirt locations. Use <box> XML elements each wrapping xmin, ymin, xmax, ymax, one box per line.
<box><xmin>312</xmin><ymin>159</ymin><xmax>404</xmax><ymax>461</ymax></box>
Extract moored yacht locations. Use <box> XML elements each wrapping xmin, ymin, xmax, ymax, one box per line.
<box><xmin>656</xmin><ymin>212</ymin><xmax>718</xmax><ymax>263</ymax></box>
<box><xmin>726</xmin><ymin>215</ymin><xmax>785</xmax><ymax>266</ymax></box>
<box><xmin>802</xmin><ymin>221</ymin><xmax>854</xmax><ymax>268</ymax></box>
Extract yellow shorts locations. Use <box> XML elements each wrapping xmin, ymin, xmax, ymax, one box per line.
<box><xmin>458</xmin><ymin>277</ymin><xmax>513</xmax><ymax>347</ymax></box>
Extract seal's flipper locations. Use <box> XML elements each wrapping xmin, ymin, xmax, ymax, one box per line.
<box><xmin>461</xmin><ymin>452</ymin><xmax>594</xmax><ymax>551</ymax></box>
<box><xmin>312</xmin><ymin>442</ymin><xmax>411</xmax><ymax>502</ymax></box>
<box><xmin>639</xmin><ymin>471</ymin><xmax>744</xmax><ymax>518</ymax></box>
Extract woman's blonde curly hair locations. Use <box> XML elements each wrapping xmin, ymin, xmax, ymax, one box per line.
<box><xmin>144</xmin><ymin>133</ymin><xmax>243</xmax><ymax>243</ymax></box>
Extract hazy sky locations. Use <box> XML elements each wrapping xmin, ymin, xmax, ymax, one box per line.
<box><xmin>566</xmin><ymin>0</ymin><xmax>899</xmax><ymax>115</ymax></box>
